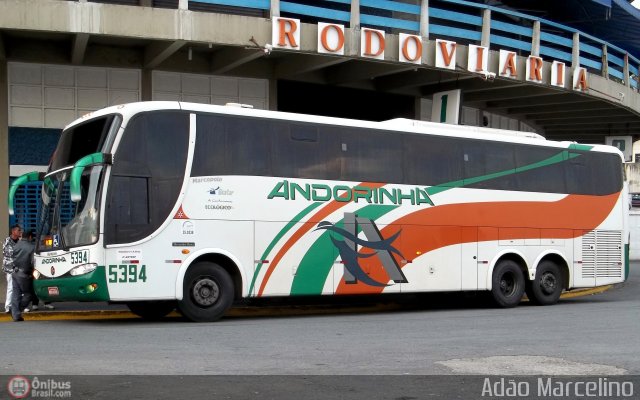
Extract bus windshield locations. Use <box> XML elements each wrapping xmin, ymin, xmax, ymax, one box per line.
<box><xmin>36</xmin><ymin>113</ymin><xmax>119</xmax><ymax>251</ymax></box>
<box><xmin>38</xmin><ymin>166</ymin><xmax>105</xmax><ymax>252</ymax></box>
<box><xmin>49</xmin><ymin>115</ymin><xmax>118</xmax><ymax>172</ymax></box>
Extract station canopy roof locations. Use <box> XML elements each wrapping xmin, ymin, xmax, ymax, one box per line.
<box><xmin>488</xmin><ymin>0</ymin><xmax>640</xmax><ymax>59</ymax></box>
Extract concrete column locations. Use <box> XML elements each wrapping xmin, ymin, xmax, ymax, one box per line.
<box><xmin>348</xmin><ymin>0</ymin><xmax>360</xmax><ymax>56</ymax></box>
<box><xmin>571</xmin><ymin>32</ymin><xmax>580</xmax><ymax>69</ymax></box>
<box><xmin>178</xmin><ymin>0</ymin><xmax>188</xmax><ymax>10</ymax></box>
<box><xmin>0</xmin><ymin>61</ymin><xmax>9</xmax><ymax>233</ymax></box>
<box><xmin>270</xmin><ymin>0</ymin><xmax>280</xmax><ymax>18</ymax></box>
<box><xmin>414</xmin><ymin>97</ymin><xmax>432</xmax><ymax>121</ymax></box>
<box><xmin>141</xmin><ymin>69</ymin><xmax>153</xmax><ymax>101</ymax></box>
<box><xmin>350</xmin><ymin>0</ymin><xmax>360</xmax><ymax>29</ymax></box>
<box><xmin>624</xmin><ymin>53</ymin><xmax>630</xmax><ymax>88</ymax></box>
<box><xmin>531</xmin><ymin>20</ymin><xmax>540</xmax><ymax>57</ymax></box>
<box><xmin>602</xmin><ymin>44</ymin><xmax>608</xmax><ymax>78</ymax></box>
<box><xmin>269</xmin><ymin>78</ymin><xmax>278</xmax><ymax>111</ymax></box>
<box><xmin>481</xmin><ymin>9</ymin><xmax>491</xmax><ymax>47</ymax></box>
<box><xmin>420</xmin><ymin>0</ymin><xmax>429</xmax><ymax>39</ymax></box>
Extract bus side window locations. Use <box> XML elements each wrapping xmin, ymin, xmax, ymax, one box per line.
<box><xmin>340</xmin><ymin>128</ymin><xmax>402</xmax><ymax>184</ymax></box>
<box><xmin>462</xmin><ymin>141</ymin><xmax>487</xmax><ymax>185</ymax></box>
<box><xmin>193</xmin><ymin>114</ymin><xmax>271</xmax><ymax>177</ymax></box>
<box><xmin>105</xmin><ymin>111</ymin><xmax>189</xmax><ymax>245</ymax></box>
<box><xmin>191</xmin><ymin>115</ymin><xmax>226</xmax><ymax>176</ymax></box>
<box><xmin>463</xmin><ymin>140</ymin><xmax>517</xmax><ymax>190</ymax></box>
<box><xmin>566</xmin><ymin>151</ymin><xmax>622</xmax><ymax>196</ymax></box>
<box><xmin>514</xmin><ymin>145</ymin><xmax>567</xmax><ymax>194</ymax></box>
<box><xmin>225</xmin><ymin>117</ymin><xmax>271</xmax><ymax>176</ymax></box>
<box><xmin>272</xmin><ymin>123</ymin><xmax>340</xmax><ymax>180</ymax></box>
<box><xmin>565</xmin><ymin>153</ymin><xmax>593</xmax><ymax>195</ymax></box>
<box><xmin>403</xmin><ymin>134</ymin><xmax>463</xmax><ymax>187</ymax></box>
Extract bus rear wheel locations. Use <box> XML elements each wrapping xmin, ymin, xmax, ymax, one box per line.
<box><xmin>491</xmin><ymin>260</ymin><xmax>525</xmax><ymax>308</ymax></box>
<box><xmin>526</xmin><ymin>260</ymin><xmax>563</xmax><ymax>306</ymax></box>
<box><xmin>178</xmin><ymin>262</ymin><xmax>234</xmax><ymax>322</ymax></box>
<box><xmin>126</xmin><ymin>301</ymin><xmax>176</xmax><ymax>320</ymax></box>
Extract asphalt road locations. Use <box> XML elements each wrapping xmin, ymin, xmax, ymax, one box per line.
<box><xmin>1</xmin><ymin>264</ymin><xmax>638</xmax><ymax>378</ymax></box>
<box><xmin>2</xmin><ymin>265</ymin><xmax>638</xmax><ymax>399</ymax></box>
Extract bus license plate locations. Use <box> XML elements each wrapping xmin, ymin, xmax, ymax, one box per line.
<box><xmin>48</xmin><ymin>287</ymin><xmax>59</xmax><ymax>296</ymax></box>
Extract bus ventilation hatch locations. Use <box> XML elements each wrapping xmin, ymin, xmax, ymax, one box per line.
<box><xmin>582</xmin><ymin>230</ymin><xmax>623</xmax><ymax>279</ymax></box>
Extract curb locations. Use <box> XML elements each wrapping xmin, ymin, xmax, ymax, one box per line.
<box><xmin>0</xmin><ymin>285</ymin><xmax>615</xmax><ymax>322</ymax></box>
<box><xmin>0</xmin><ymin>303</ymin><xmax>405</xmax><ymax>322</ymax></box>
<box><xmin>558</xmin><ymin>284</ymin><xmax>614</xmax><ymax>299</ymax></box>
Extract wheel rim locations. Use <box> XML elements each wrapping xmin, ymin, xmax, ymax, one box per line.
<box><xmin>191</xmin><ymin>277</ymin><xmax>220</xmax><ymax>307</ymax></box>
<box><xmin>499</xmin><ymin>271</ymin><xmax>517</xmax><ymax>297</ymax></box>
<box><xmin>539</xmin><ymin>271</ymin><xmax>557</xmax><ymax>295</ymax></box>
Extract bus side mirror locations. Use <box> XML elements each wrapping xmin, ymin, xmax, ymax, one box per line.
<box><xmin>70</xmin><ymin>153</ymin><xmax>113</xmax><ymax>202</ymax></box>
<box><xmin>8</xmin><ymin>171</ymin><xmax>45</xmax><ymax>216</ymax></box>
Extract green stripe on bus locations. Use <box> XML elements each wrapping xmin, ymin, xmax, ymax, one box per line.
<box><xmin>427</xmin><ymin>150</ymin><xmax>580</xmax><ymax>196</ymax></box>
<box><xmin>262</xmin><ymin>148</ymin><xmax>588</xmax><ymax>294</ymax></box>
<box><xmin>290</xmin><ymin>205</ymin><xmax>397</xmax><ymax>296</ymax></box>
<box><xmin>569</xmin><ymin>143</ymin><xmax>594</xmax><ymax>151</ymax></box>
<box><xmin>249</xmin><ymin>202</ymin><xmax>323</xmax><ymax>295</ymax></box>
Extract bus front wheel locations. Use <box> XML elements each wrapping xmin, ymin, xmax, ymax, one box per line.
<box><xmin>491</xmin><ymin>260</ymin><xmax>525</xmax><ymax>308</ymax></box>
<box><xmin>127</xmin><ymin>301</ymin><xmax>176</xmax><ymax>320</ymax></box>
<box><xmin>178</xmin><ymin>262</ymin><xmax>234</xmax><ymax>322</ymax></box>
<box><xmin>526</xmin><ymin>260</ymin><xmax>563</xmax><ymax>306</ymax></box>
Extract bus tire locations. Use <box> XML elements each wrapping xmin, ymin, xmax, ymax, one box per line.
<box><xmin>491</xmin><ymin>260</ymin><xmax>525</xmax><ymax>308</ymax></box>
<box><xmin>127</xmin><ymin>301</ymin><xmax>176</xmax><ymax>321</ymax></box>
<box><xmin>178</xmin><ymin>262</ymin><xmax>234</xmax><ymax>322</ymax></box>
<box><xmin>526</xmin><ymin>260</ymin><xmax>563</xmax><ymax>306</ymax></box>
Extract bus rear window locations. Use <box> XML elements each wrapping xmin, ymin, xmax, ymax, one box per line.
<box><xmin>50</xmin><ymin>115</ymin><xmax>117</xmax><ymax>171</ymax></box>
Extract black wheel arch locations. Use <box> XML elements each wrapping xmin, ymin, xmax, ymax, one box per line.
<box><xmin>184</xmin><ymin>253</ymin><xmax>244</xmax><ymax>301</ymax></box>
<box><xmin>493</xmin><ymin>252</ymin><xmax>529</xmax><ymax>286</ymax></box>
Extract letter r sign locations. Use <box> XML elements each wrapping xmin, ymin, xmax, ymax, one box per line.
<box><xmin>273</xmin><ymin>17</ymin><xmax>300</xmax><ymax>50</ymax></box>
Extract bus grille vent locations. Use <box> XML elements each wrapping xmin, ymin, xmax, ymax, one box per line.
<box><xmin>581</xmin><ymin>230</ymin><xmax>622</xmax><ymax>279</ymax></box>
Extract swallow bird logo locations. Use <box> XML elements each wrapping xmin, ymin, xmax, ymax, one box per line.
<box><xmin>315</xmin><ymin>212</ymin><xmax>407</xmax><ymax>287</ymax></box>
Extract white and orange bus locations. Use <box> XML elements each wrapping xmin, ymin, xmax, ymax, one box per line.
<box><xmin>9</xmin><ymin>102</ymin><xmax>628</xmax><ymax>322</ymax></box>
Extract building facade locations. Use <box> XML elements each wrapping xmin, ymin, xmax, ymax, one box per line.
<box><xmin>1</xmin><ymin>0</ymin><xmax>640</xmax><ymax>231</ymax></box>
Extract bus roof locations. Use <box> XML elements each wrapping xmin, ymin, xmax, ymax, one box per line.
<box><xmin>66</xmin><ymin>101</ymin><xmax>624</xmax><ymax>158</ymax></box>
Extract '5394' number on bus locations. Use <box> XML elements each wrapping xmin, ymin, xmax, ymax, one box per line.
<box><xmin>108</xmin><ymin>265</ymin><xmax>147</xmax><ymax>283</ymax></box>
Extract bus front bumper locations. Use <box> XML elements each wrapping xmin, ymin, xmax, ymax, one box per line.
<box><xmin>33</xmin><ymin>266</ymin><xmax>110</xmax><ymax>302</ymax></box>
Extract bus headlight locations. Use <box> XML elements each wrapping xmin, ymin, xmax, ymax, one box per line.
<box><xmin>33</xmin><ymin>269</ymin><xmax>41</xmax><ymax>279</ymax></box>
<box><xmin>69</xmin><ymin>263</ymin><xmax>98</xmax><ymax>276</ymax></box>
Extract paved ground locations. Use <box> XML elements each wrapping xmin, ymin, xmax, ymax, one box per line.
<box><xmin>0</xmin><ymin>264</ymin><xmax>637</xmax><ymax>376</ymax></box>
<box><xmin>0</xmin><ymin>277</ymin><xmax>614</xmax><ymax>321</ymax></box>
<box><xmin>0</xmin><ymin>264</ymin><xmax>636</xmax><ymax>399</ymax></box>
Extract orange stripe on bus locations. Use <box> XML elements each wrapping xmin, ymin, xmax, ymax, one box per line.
<box><xmin>257</xmin><ymin>182</ymin><xmax>385</xmax><ymax>296</ymax></box>
<box><xmin>335</xmin><ymin>192</ymin><xmax>620</xmax><ymax>295</ymax></box>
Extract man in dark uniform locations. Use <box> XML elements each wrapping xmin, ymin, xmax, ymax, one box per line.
<box><xmin>9</xmin><ymin>231</ymin><xmax>34</xmax><ymax>322</ymax></box>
